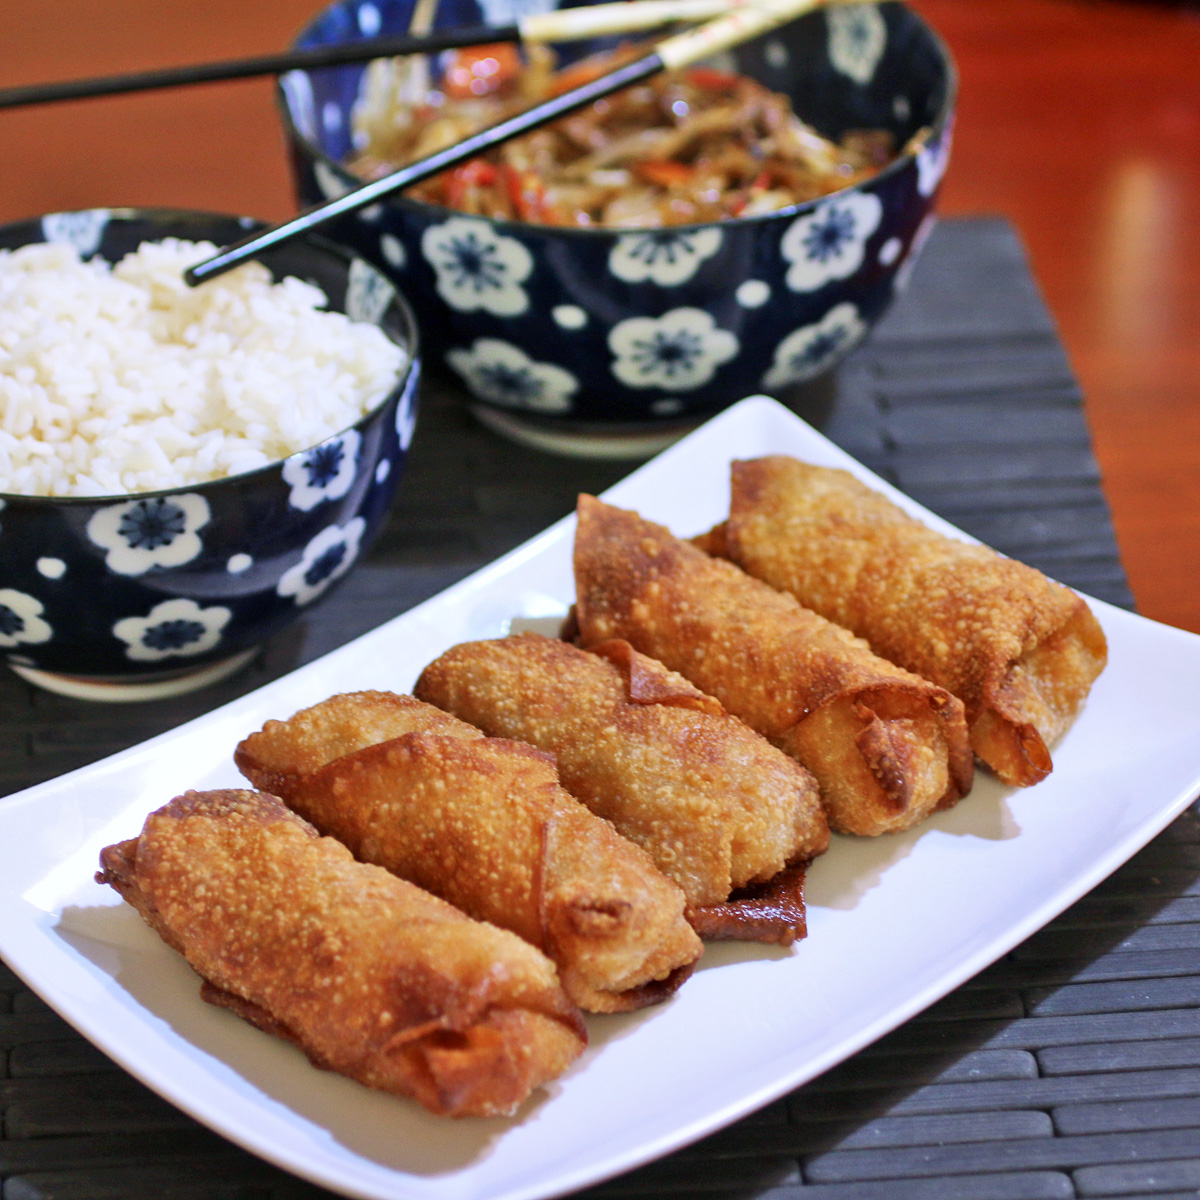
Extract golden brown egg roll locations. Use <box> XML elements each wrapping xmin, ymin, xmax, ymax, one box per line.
<box><xmin>96</xmin><ymin>789</ymin><xmax>586</xmax><ymax>1118</ymax></box>
<box><xmin>414</xmin><ymin>632</ymin><xmax>829</xmax><ymax>944</ymax></box>
<box><xmin>236</xmin><ymin>693</ymin><xmax>702</xmax><ymax>1013</ymax></box>
<box><xmin>706</xmin><ymin>457</ymin><xmax>1108</xmax><ymax>786</ymax></box>
<box><xmin>573</xmin><ymin>495</ymin><xmax>974</xmax><ymax>837</ymax></box>
<box><xmin>233</xmin><ymin>690</ymin><xmax>480</xmax><ymax>797</ymax></box>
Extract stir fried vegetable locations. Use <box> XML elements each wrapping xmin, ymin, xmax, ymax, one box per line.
<box><xmin>347</xmin><ymin>44</ymin><xmax>899</xmax><ymax>227</ymax></box>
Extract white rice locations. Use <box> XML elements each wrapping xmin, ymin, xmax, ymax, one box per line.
<box><xmin>0</xmin><ymin>239</ymin><xmax>406</xmax><ymax>497</ymax></box>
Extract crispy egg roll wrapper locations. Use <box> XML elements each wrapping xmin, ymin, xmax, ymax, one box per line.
<box><xmin>573</xmin><ymin>496</ymin><xmax>973</xmax><ymax>836</ymax></box>
<box><xmin>236</xmin><ymin>693</ymin><xmax>702</xmax><ymax>1013</ymax></box>
<box><xmin>686</xmin><ymin>862</ymin><xmax>808</xmax><ymax>944</ymax></box>
<box><xmin>414</xmin><ymin>633</ymin><xmax>828</xmax><ymax>942</ymax></box>
<box><xmin>708</xmin><ymin>457</ymin><xmax>1108</xmax><ymax>786</ymax></box>
<box><xmin>96</xmin><ymin>789</ymin><xmax>585</xmax><ymax>1119</ymax></box>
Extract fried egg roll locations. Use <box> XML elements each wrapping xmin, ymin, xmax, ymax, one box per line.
<box><xmin>97</xmin><ymin>789</ymin><xmax>586</xmax><ymax>1118</ymax></box>
<box><xmin>236</xmin><ymin>693</ymin><xmax>702</xmax><ymax>1013</ymax></box>
<box><xmin>415</xmin><ymin>633</ymin><xmax>829</xmax><ymax>943</ymax></box>
<box><xmin>705</xmin><ymin>457</ymin><xmax>1108</xmax><ymax>786</ymax></box>
<box><xmin>573</xmin><ymin>495</ymin><xmax>974</xmax><ymax>836</ymax></box>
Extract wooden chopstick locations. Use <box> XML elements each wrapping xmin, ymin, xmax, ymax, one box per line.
<box><xmin>185</xmin><ymin>0</ymin><xmax>832</xmax><ymax>287</ymax></box>
<box><xmin>0</xmin><ymin>0</ymin><xmax>731</xmax><ymax>112</ymax></box>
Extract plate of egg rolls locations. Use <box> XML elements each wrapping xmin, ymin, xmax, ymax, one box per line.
<box><xmin>3</xmin><ymin>395</ymin><xmax>1200</xmax><ymax>1200</ymax></box>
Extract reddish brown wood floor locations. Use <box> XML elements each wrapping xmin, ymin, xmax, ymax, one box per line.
<box><xmin>2</xmin><ymin>0</ymin><xmax>1197</xmax><ymax>631</ymax></box>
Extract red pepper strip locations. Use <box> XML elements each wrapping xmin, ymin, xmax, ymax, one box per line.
<box><xmin>442</xmin><ymin>43</ymin><xmax>523</xmax><ymax>100</ymax></box>
<box><xmin>548</xmin><ymin>58</ymin><xmax>615</xmax><ymax>97</ymax></box>
<box><xmin>547</xmin><ymin>44</ymin><xmax>645</xmax><ymax>97</ymax></box>
<box><xmin>502</xmin><ymin>163</ymin><xmax>546</xmax><ymax>221</ymax></box>
<box><xmin>729</xmin><ymin>169</ymin><xmax>773</xmax><ymax>214</ymax></box>
<box><xmin>444</xmin><ymin>170</ymin><xmax>467</xmax><ymax>210</ymax></box>
<box><xmin>634</xmin><ymin>160</ymin><xmax>695</xmax><ymax>188</ymax></box>
<box><xmin>445</xmin><ymin>159</ymin><xmax>498</xmax><ymax>208</ymax></box>
<box><xmin>686</xmin><ymin>67</ymin><xmax>741</xmax><ymax>91</ymax></box>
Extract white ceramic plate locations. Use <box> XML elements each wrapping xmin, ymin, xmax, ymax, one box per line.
<box><xmin>3</xmin><ymin>396</ymin><xmax>1200</xmax><ymax>1200</ymax></box>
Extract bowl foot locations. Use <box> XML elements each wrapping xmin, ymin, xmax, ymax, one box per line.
<box><xmin>8</xmin><ymin>648</ymin><xmax>258</xmax><ymax>703</ymax></box>
<box><xmin>469</xmin><ymin>405</ymin><xmax>701</xmax><ymax>461</ymax></box>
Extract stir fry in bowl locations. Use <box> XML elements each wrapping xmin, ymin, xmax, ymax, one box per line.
<box><xmin>281</xmin><ymin>0</ymin><xmax>955</xmax><ymax>439</ymax></box>
<box><xmin>347</xmin><ymin>45</ymin><xmax>900</xmax><ymax>227</ymax></box>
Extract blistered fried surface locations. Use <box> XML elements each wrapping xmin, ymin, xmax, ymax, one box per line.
<box><xmin>96</xmin><ymin>789</ymin><xmax>585</xmax><ymax>1118</ymax></box>
<box><xmin>573</xmin><ymin>496</ymin><xmax>972</xmax><ymax>835</ymax></box>
<box><xmin>238</xmin><ymin>699</ymin><xmax>702</xmax><ymax>1013</ymax></box>
<box><xmin>415</xmin><ymin>633</ymin><xmax>829</xmax><ymax>915</ymax></box>
<box><xmin>234</xmin><ymin>691</ymin><xmax>481</xmax><ymax>797</ymax></box>
<box><xmin>781</xmin><ymin>691</ymin><xmax>955</xmax><ymax>835</ymax></box>
<box><xmin>720</xmin><ymin>457</ymin><xmax>1108</xmax><ymax>785</ymax></box>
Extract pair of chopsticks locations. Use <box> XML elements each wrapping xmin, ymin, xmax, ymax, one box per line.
<box><xmin>2</xmin><ymin>0</ymin><xmax>841</xmax><ymax>284</ymax></box>
<box><xmin>188</xmin><ymin>0</ymin><xmax>837</xmax><ymax>285</ymax></box>
<box><xmin>0</xmin><ymin>0</ymin><xmax>735</xmax><ymax>111</ymax></box>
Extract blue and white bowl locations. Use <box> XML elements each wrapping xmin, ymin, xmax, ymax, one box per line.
<box><xmin>278</xmin><ymin>0</ymin><xmax>954</xmax><ymax>446</ymax></box>
<box><xmin>0</xmin><ymin>208</ymin><xmax>419</xmax><ymax>696</ymax></box>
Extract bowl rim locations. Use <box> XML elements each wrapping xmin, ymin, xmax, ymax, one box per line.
<box><xmin>0</xmin><ymin>205</ymin><xmax>421</xmax><ymax>507</ymax></box>
<box><xmin>276</xmin><ymin>0</ymin><xmax>958</xmax><ymax>241</ymax></box>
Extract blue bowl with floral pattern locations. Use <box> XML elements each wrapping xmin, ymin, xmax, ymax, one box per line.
<box><xmin>0</xmin><ymin>208</ymin><xmax>419</xmax><ymax>698</ymax></box>
<box><xmin>278</xmin><ymin>0</ymin><xmax>953</xmax><ymax>451</ymax></box>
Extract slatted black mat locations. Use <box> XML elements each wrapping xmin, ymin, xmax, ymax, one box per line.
<box><xmin>2</xmin><ymin>216</ymin><xmax>1196</xmax><ymax>1200</ymax></box>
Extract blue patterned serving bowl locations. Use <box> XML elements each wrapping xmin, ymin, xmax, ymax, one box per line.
<box><xmin>278</xmin><ymin>0</ymin><xmax>953</xmax><ymax>450</ymax></box>
<box><xmin>0</xmin><ymin>208</ymin><xmax>419</xmax><ymax>697</ymax></box>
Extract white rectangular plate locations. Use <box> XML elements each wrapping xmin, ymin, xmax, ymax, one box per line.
<box><xmin>3</xmin><ymin>396</ymin><xmax>1200</xmax><ymax>1200</ymax></box>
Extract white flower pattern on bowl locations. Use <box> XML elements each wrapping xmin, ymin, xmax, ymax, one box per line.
<box><xmin>314</xmin><ymin>161</ymin><xmax>352</xmax><ymax>201</ymax></box>
<box><xmin>422</xmin><ymin>217</ymin><xmax>532</xmax><ymax>316</ymax></box>
<box><xmin>736</xmin><ymin>280</ymin><xmax>771</xmax><ymax>308</ymax></box>
<box><xmin>476</xmin><ymin>0</ymin><xmax>555</xmax><ymax>23</ymax></box>
<box><xmin>282</xmin><ymin>430</ymin><xmax>361</xmax><ymax>512</ymax></box>
<box><xmin>395</xmin><ymin>375</ymin><xmax>418</xmax><ymax>449</ymax></box>
<box><xmin>37</xmin><ymin>558</ymin><xmax>67</xmax><ymax>580</ymax></box>
<box><xmin>357</xmin><ymin>2</ymin><xmax>381</xmax><ymax>35</ymax></box>
<box><xmin>763</xmin><ymin>301</ymin><xmax>868</xmax><ymax>388</ymax></box>
<box><xmin>878</xmin><ymin>237</ymin><xmax>903</xmax><ymax>266</ymax></box>
<box><xmin>281</xmin><ymin>71</ymin><xmax>318</xmax><ymax>141</ymax></box>
<box><xmin>552</xmin><ymin>305</ymin><xmax>588</xmax><ymax>329</ymax></box>
<box><xmin>608</xmin><ymin>229</ymin><xmax>723</xmax><ymax>286</ymax></box>
<box><xmin>380</xmin><ymin>234</ymin><xmax>406</xmax><ymax>268</ymax></box>
<box><xmin>916</xmin><ymin>121</ymin><xmax>954</xmax><ymax>198</ymax></box>
<box><xmin>447</xmin><ymin>339</ymin><xmax>578</xmax><ymax>413</ymax></box>
<box><xmin>112</xmin><ymin>598</ymin><xmax>231</xmax><ymax>662</ymax></box>
<box><xmin>609</xmin><ymin>309</ymin><xmax>739</xmax><ymax>392</ymax></box>
<box><xmin>277</xmin><ymin>517</ymin><xmax>366</xmax><ymax>607</ymax></box>
<box><xmin>651</xmin><ymin>398</ymin><xmax>684</xmax><ymax>416</ymax></box>
<box><xmin>895</xmin><ymin>213</ymin><xmax>938</xmax><ymax>293</ymax></box>
<box><xmin>346</xmin><ymin>258</ymin><xmax>396</xmax><ymax>324</ymax></box>
<box><xmin>0</xmin><ymin>589</ymin><xmax>53</xmax><ymax>649</ymax></box>
<box><xmin>827</xmin><ymin>4</ymin><xmax>887</xmax><ymax>85</ymax></box>
<box><xmin>780</xmin><ymin>191</ymin><xmax>883</xmax><ymax>293</ymax></box>
<box><xmin>87</xmin><ymin>495</ymin><xmax>210</xmax><ymax>576</ymax></box>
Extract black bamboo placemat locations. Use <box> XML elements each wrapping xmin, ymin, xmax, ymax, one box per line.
<box><xmin>4</xmin><ymin>216</ymin><xmax>1198</xmax><ymax>1200</ymax></box>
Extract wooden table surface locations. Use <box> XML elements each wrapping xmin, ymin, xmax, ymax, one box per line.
<box><xmin>1</xmin><ymin>0</ymin><xmax>1197</xmax><ymax>633</ymax></box>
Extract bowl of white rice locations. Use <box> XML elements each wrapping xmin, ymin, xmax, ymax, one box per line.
<box><xmin>0</xmin><ymin>207</ymin><xmax>419</xmax><ymax>699</ymax></box>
